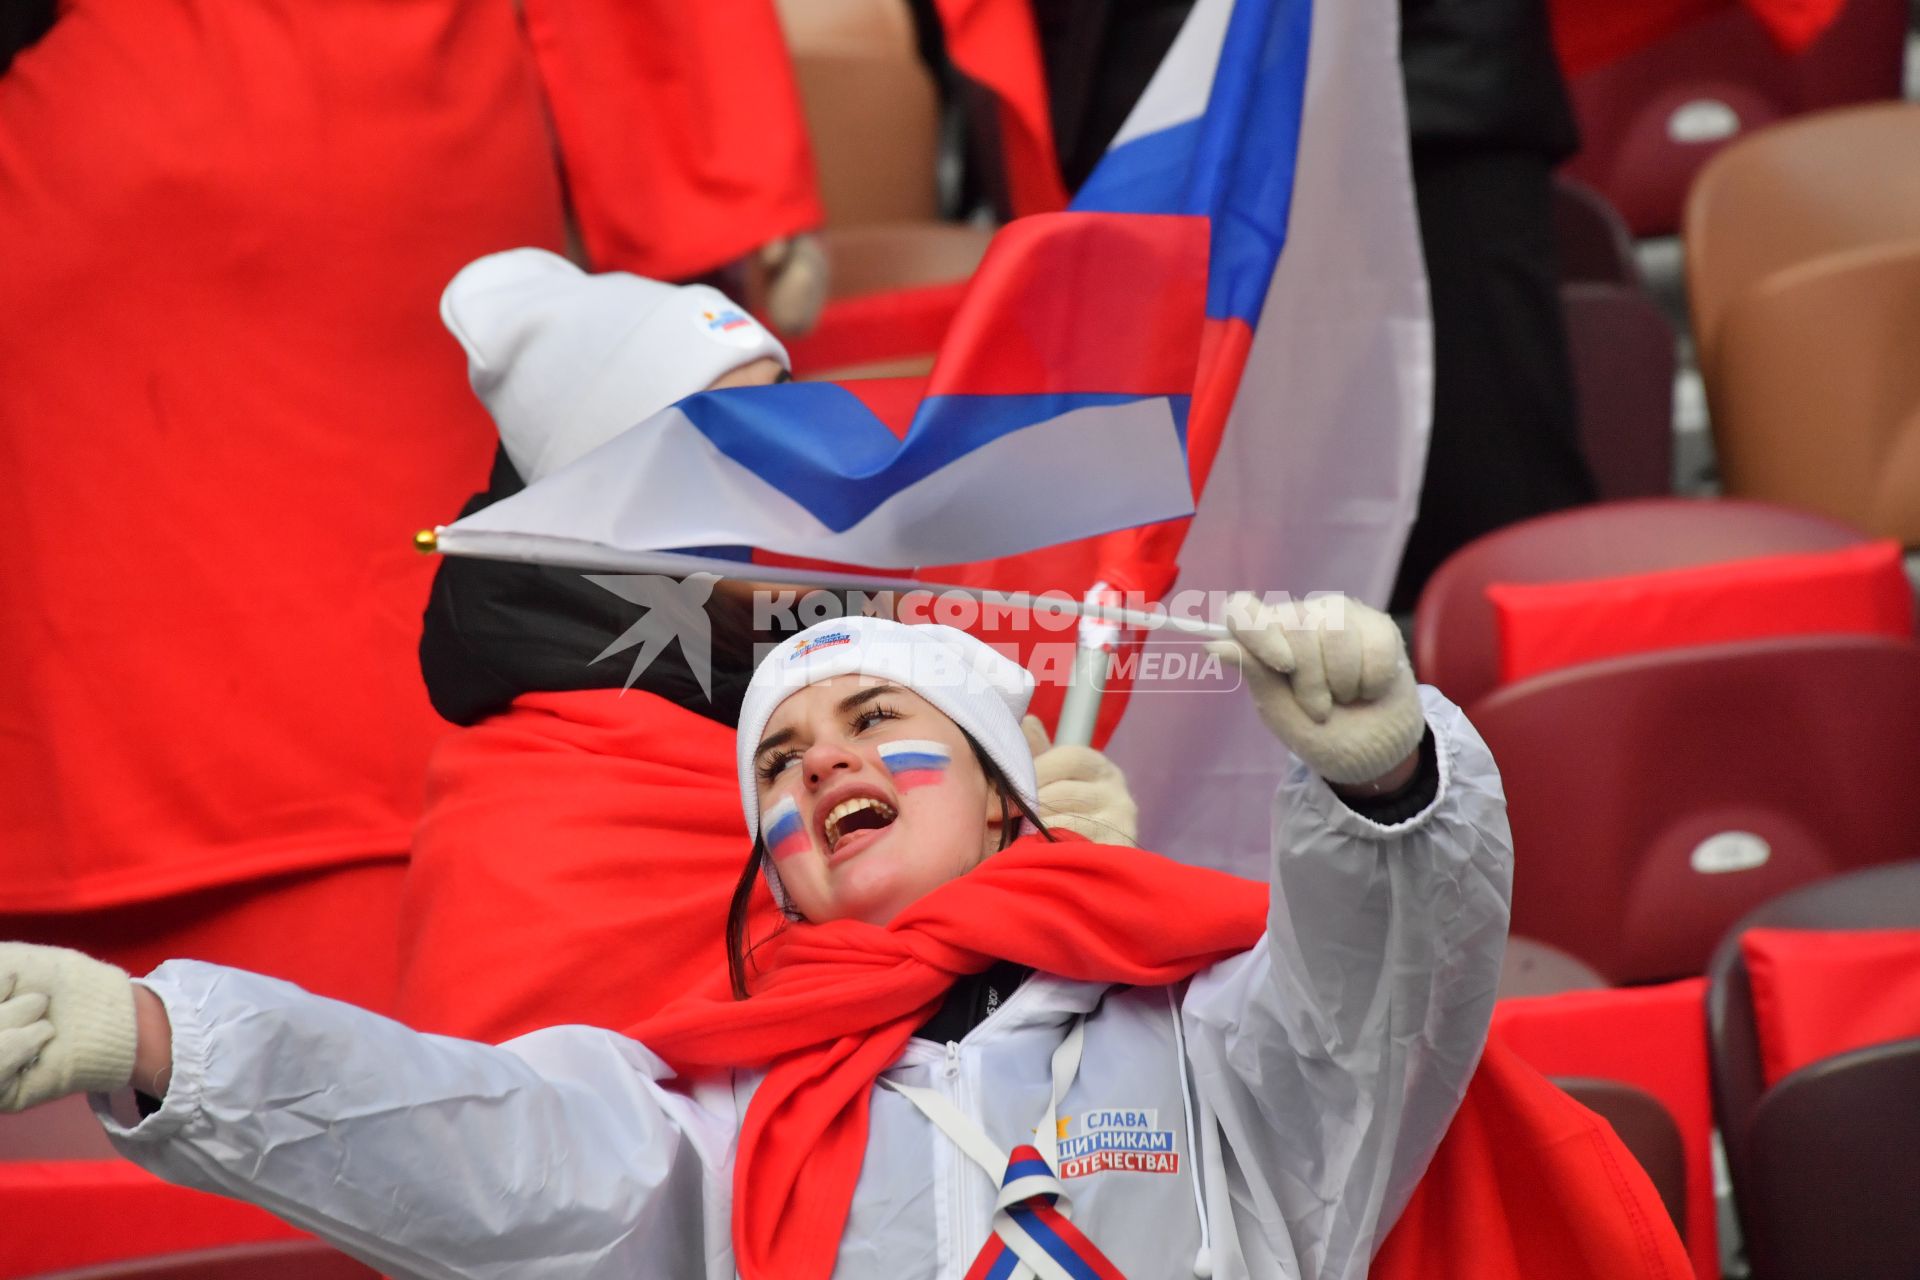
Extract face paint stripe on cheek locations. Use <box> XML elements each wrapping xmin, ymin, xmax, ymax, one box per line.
<box><xmin>878</xmin><ymin>739</ymin><xmax>952</xmax><ymax>792</ymax></box>
<box><xmin>764</xmin><ymin>795</ymin><xmax>809</xmax><ymax>860</ymax></box>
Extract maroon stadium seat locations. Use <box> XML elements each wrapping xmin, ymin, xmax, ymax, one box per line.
<box><xmin>1551</xmin><ymin>178</ymin><xmax>1640</xmax><ymax>286</ymax></box>
<box><xmin>1738</xmin><ymin>1037</ymin><xmax>1920</xmax><ymax>1280</ymax></box>
<box><xmin>1561</xmin><ymin>283</ymin><xmax>1675</xmax><ymax>501</ymax></box>
<box><xmin>1705</xmin><ymin>860</ymin><xmax>1920</xmax><ymax>1269</ymax></box>
<box><xmin>24</xmin><ymin>1240</ymin><xmax>380</xmax><ymax>1280</ymax></box>
<box><xmin>1411</xmin><ymin>498</ymin><xmax>1869</xmax><ymax>709</ymax></box>
<box><xmin>1470</xmin><ymin>636</ymin><xmax>1920</xmax><ymax>983</ymax></box>
<box><xmin>0</xmin><ymin>1095</ymin><xmax>117</xmax><ymax>1161</ymax></box>
<box><xmin>1685</xmin><ymin>101</ymin><xmax>1920</xmax><ymax>377</ymax></box>
<box><xmin>1552</xmin><ymin>1077</ymin><xmax>1688</xmax><ymax>1236</ymax></box>
<box><xmin>1559</xmin><ymin>0</ymin><xmax>1907</xmax><ymax>237</ymax></box>
<box><xmin>1496</xmin><ymin>936</ymin><xmax>1608</xmax><ymax>998</ymax></box>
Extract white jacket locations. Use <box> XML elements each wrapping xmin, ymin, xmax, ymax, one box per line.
<box><xmin>97</xmin><ymin>689</ymin><xmax>1511</xmax><ymax>1280</ymax></box>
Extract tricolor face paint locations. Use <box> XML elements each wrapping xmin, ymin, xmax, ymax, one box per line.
<box><xmin>751</xmin><ymin>675</ymin><xmax>1005</xmax><ymax>927</ymax></box>
<box><xmin>877</xmin><ymin>739</ymin><xmax>952</xmax><ymax>791</ymax></box>
<box><xmin>763</xmin><ymin>795</ymin><xmax>809</xmax><ymax>861</ymax></box>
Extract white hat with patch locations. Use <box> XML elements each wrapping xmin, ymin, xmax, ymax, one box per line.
<box><xmin>441</xmin><ymin>247</ymin><xmax>789</xmax><ymax>484</ymax></box>
<box><xmin>736</xmin><ymin>616</ymin><xmax>1039</xmax><ymax>845</ymax></box>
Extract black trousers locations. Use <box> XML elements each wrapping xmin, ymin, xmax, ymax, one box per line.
<box><xmin>1389</xmin><ymin>147</ymin><xmax>1596</xmax><ymax>613</ymax></box>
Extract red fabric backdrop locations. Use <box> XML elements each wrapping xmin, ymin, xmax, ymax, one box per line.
<box><xmin>0</xmin><ymin>1</ymin><xmax>566</xmax><ymax>912</ymax></box>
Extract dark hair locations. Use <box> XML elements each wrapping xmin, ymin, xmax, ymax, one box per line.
<box><xmin>725</xmin><ymin>731</ymin><xmax>1055</xmax><ymax>999</ymax></box>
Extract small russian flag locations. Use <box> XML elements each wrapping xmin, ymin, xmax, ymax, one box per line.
<box><xmin>763</xmin><ymin>795</ymin><xmax>809</xmax><ymax>860</ymax></box>
<box><xmin>878</xmin><ymin>739</ymin><xmax>953</xmax><ymax>791</ymax></box>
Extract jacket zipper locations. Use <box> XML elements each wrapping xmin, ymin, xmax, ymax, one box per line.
<box><xmin>945</xmin><ymin>1039</ymin><xmax>968</xmax><ymax>1280</ymax></box>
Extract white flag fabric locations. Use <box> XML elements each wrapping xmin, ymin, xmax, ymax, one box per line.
<box><xmin>1103</xmin><ymin>0</ymin><xmax>1432</xmax><ymax>876</ymax></box>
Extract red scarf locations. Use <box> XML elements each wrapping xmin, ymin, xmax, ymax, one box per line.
<box><xmin>632</xmin><ymin>833</ymin><xmax>1692</xmax><ymax>1280</ymax></box>
<box><xmin>631</xmin><ymin>833</ymin><xmax>1264</xmax><ymax>1280</ymax></box>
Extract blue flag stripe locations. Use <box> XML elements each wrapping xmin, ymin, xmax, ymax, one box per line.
<box><xmin>677</xmin><ymin>385</ymin><xmax>1190</xmax><ymax>534</ymax></box>
<box><xmin>1071</xmin><ymin>0</ymin><xmax>1312</xmax><ymax>323</ymax></box>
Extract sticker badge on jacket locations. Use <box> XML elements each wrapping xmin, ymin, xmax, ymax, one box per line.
<box><xmin>1055</xmin><ymin>1108</ymin><xmax>1180</xmax><ymax>1177</ymax></box>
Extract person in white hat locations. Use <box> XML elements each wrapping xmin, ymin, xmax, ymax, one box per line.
<box><xmin>401</xmin><ymin>252</ymin><xmax>1141</xmax><ymax>1046</ymax></box>
<box><xmin>0</xmin><ymin>598</ymin><xmax>1524</xmax><ymax>1280</ymax></box>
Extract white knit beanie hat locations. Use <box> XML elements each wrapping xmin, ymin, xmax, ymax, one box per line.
<box><xmin>736</xmin><ymin>616</ymin><xmax>1039</xmax><ymax>846</ymax></box>
<box><xmin>440</xmin><ymin>247</ymin><xmax>790</xmax><ymax>483</ymax></box>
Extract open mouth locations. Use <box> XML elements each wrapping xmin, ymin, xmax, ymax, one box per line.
<box><xmin>823</xmin><ymin>796</ymin><xmax>898</xmax><ymax>854</ymax></box>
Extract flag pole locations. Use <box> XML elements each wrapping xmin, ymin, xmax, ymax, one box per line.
<box><xmin>415</xmin><ymin>528</ymin><xmax>1229</xmax><ymax>640</ymax></box>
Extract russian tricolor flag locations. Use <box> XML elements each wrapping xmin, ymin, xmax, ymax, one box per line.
<box><xmin>438</xmin><ymin>0</ymin><xmax>1316</xmax><ymax>580</ymax></box>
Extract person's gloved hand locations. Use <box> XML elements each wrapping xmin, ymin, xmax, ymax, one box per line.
<box><xmin>1024</xmin><ymin>715</ymin><xmax>1139</xmax><ymax>845</ymax></box>
<box><xmin>1206</xmin><ymin>591</ymin><xmax>1424</xmax><ymax>787</ymax></box>
<box><xmin>0</xmin><ymin>944</ymin><xmax>138</xmax><ymax>1112</ymax></box>
<box><xmin>759</xmin><ymin>233</ymin><xmax>829</xmax><ymax>336</ymax></box>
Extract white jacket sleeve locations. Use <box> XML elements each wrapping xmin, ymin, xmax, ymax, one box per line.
<box><xmin>1181</xmin><ymin>686</ymin><xmax>1512</xmax><ymax>1280</ymax></box>
<box><xmin>93</xmin><ymin>961</ymin><xmax>734</xmax><ymax>1280</ymax></box>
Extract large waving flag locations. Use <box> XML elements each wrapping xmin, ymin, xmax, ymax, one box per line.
<box><xmin>440</xmin><ymin>211</ymin><xmax>1210</xmax><ymax>571</ymax></box>
<box><xmin>438</xmin><ymin>0</ymin><xmax>1432</xmax><ymax>878</ymax></box>
<box><xmin>437</xmin><ymin>0</ymin><xmax>1319</xmax><ymax>582</ymax></box>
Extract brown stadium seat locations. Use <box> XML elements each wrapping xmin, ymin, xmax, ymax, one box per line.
<box><xmin>1411</xmin><ymin>498</ymin><xmax>1869</xmax><ymax>710</ymax></box>
<box><xmin>1706</xmin><ymin>236</ymin><xmax>1920</xmax><ymax>544</ymax></box>
<box><xmin>1685</xmin><ymin>100</ymin><xmax>1920</xmax><ymax>373</ymax></box>
<box><xmin>1468</xmin><ymin>636</ymin><xmax>1920</xmax><ymax>983</ymax></box>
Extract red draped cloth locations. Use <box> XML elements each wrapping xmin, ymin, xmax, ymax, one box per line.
<box><xmin>0</xmin><ymin>1</ymin><xmax>566</xmax><ymax>917</ymax></box>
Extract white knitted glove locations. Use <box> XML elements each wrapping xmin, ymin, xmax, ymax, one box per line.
<box><xmin>1024</xmin><ymin>716</ymin><xmax>1139</xmax><ymax>845</ymax></box>
<box><xmin>1207</xmin><ymin>592</ymin><xmax>1425</xmax><ymax>787</ymax></box>
<box><xmin>0</xmin><ymin>944</ymin><xmax>138</xmax><ymax>1112</ymax></box>
<box><xmin>760</xmin><ymin>233</ymin><xmax>830</xmax><ymax>336</ymax></box>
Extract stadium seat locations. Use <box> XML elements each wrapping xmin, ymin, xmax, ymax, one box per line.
<box><xmin>1685</xmin><ymin>101</ymin><xmax>1920</xmax><ymax>371</ymax></box>
<box><xmin>1497</xmin><ymin>936</ymin><xmax>1608</xmax><ymax>998</ymax></box>
<box><xmin>1552</xmin><ymin>1078</ymin><xmax>1688</xmax><ymax>1236</ymax></box>
<box><xmin>22</xmin><ymin>1241</ymin><xmax>379</xmax><ymax>1280</ymax></box>
<box><xmin>1561</xmin><ymin>0</ymin><xmax>1907</xmax><ymax>237</ymax></box>
<box><xmin>1412</xmin><ymin>498</ymin><xmax>1869</xmax><ymax>709</ymax></box>
<box><xmin>1738</xmin><ymin>1037</ymin><xmax>1920</xmax><ymax>1280</ymax></box>
<box><xmin>1561</xmin><ymin>282</ymin><xmax>1675</xmax><ymax>500</ymax></box>
<box><xmin>1470</xmin><ymin>637</ymin><xmax>1920</xmax><ymax>983</ymax></box>
<box><xmin>1706</xmin><ymin>236</ymin><xmax>1920</xmax><ymax>543</ymax></box>
<box><xmin>1705</xmin><ymin>860</ymin><xmax>1920</xmax><ymax>1265</ymax></box>
<box><xmin>791</xmin><ymin>222</ymin><xmax>996</xmax><ymax>378</ymax></box>
<box><xmin>0</xmin><ymin>1096</ymin><xmax>115</xmax><ymax>1162</ymax></box>
<box><xmin>1551</xmin><ymin>178</ymin><xmax>1640</xmax><ymax>286</ymax></box>
<box><xmin>772</xmin><ymin>0</ymin><xmax>996</xmax><ymax>378</ymax></box>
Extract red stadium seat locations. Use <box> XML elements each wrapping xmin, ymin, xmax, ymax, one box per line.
<box><xmin>22</xmin><ymin>1241</ymin><xmax>378</xmax><ymax>1280</ymax></box>
<box><xmin>1412</xmin><ymin>498</ymin><xmax>1871</xmax><ymax>709</ymax></box>
<box><xmin>1559</xmin><ymin>0</ymin><xmax>1907</xmax><ymax>237</ymax></box>
<box><xmin>1705</xmin><ymin>860</ymin><xmax>1920</xmax><ymax>1270</ymax></box>
<box><xmin>1471</xmin><ymin>636</ymin><xmax>1920</xmax><ymax>983</ymax></box>
<box><xmin>1561</xmin><ymin>283</ymin><xmax>1674</xmax><ymax>501</ymax></box>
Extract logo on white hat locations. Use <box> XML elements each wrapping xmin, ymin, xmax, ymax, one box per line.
<box><xmin>699</xmin><ymin>306</ymin><xmax>768</xmax><ymax>350</ymax></box>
